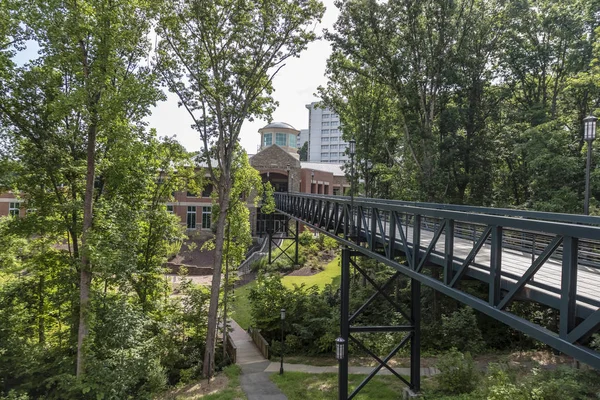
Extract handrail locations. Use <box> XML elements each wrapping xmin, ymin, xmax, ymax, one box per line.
<box><xmin>248</xmin><ymin>326</ymin><xmax>270</xmax><ymax>360</ymax></box>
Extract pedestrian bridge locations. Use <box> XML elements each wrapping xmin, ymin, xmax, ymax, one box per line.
<box><xmin>273</xmin><ymin>192</ymin><xmax>600</xmax><ymax>386</ymax></box>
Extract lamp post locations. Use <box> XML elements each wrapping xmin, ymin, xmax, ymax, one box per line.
<box><xmin>311</xmin><ymin>169</ymin><xmax>315</xmax><ymax>194</ymax></box>
<box><xmin>349</xmin><ymin>140</ymin><xmax>356</xmax><ymax>239</ymax></box>
<box><xmin>336</xmin><ymin>336</ymin><xmax>347</xmax><ymax>399</ymax></box>
<box><xmin>584</xmin><ymin>115</ymin><xmax>597</xmax><ymax>215</ymax></box>
<box><xmin>280</xmin><ymin>308</ymin><xmax>286</xmax><ymax>375</ymax></box>
<box><xmin>366</xmin><ymin>160</ymin><xmax>373</xmax><ymax>198</ymax></box>
<box><xmin>286</xmin><ymin>163</ymin><xmax>291</xmax><ymax>193</ymax></box>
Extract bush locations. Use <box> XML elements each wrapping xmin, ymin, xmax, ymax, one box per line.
<box><xmin>434</xmin><ymin>349</ymin><xmax>480</xmax><ymax>395</ymax></box>
<box><xmin>298</xmin><ymin>231</ymin><xmax>314</xmax><ymax>246</ymax></box>
<box><xmin>440</xmin><ymin>308</ymin><xmax>485</xmax><ymax>354</ymax></box>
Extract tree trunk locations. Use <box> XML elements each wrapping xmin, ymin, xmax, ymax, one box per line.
<box><xmin>222</xmin><ymin>221</ymin><xmax>231</xmax><ymax>362</ymax></box>
<box><xmin>77</xmin><ymin>121</ymin><xmax>97</xmax><ymax>377</ymax></box>
<box><xmin>203</xmin><ymin>186</ymin><xmax>230</xmax><ymax>378</ymax></box>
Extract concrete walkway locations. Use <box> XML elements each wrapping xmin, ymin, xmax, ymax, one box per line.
<box><xmin>229</xmin><ymin>320</ymin><xmax>288</xmax><ymax>400</ymax></box>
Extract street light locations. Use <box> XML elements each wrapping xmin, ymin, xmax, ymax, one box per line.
<box><xmin>336</xmin><ymin>336</ymin><xmax>347</xmax><ymax>399</ymax></box>
<box><xmin>584</xmin><ymin>115</ymin><xmax>597</xmax><ymax>215</ymax></box>
<box><xmin>335</xmin><ymin>336</ymin><xmax>345</xmax><ymax>360</ymax></box>
<box><xmin>311</xmin><ymin>169</ymin><xmax>315</xmax><ymax>194</ymax></box>
<box><xmin>349</xmin><ymin>140</ymin><xmax>356</xmax><ymax>240</ymax></box>
<box><xmin>280</xmin><ymin>308</ymin><xmax>286</xmax><ymax>375</ymax></box>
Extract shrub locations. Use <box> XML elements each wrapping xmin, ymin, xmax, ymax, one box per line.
<box><xmin>435</xmin><ymin>349</ymin><xmax>480</xmax><ymax>395</ymax></box>
<box><xmin>298</xmin><ymin>231</ymin><xmax>314</xmax><ymax>246</ymax></box>
<box><xmin>441</xmin><ymin>307</ymin><xmax>485</xmax><ymax>354</ymax></box>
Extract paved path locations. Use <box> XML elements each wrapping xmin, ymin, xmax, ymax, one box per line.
<box><xmin>229</xmin><ymin>320</ymin><xmax>438</xmax><ymax>399</ymax></box>
<box><xmin>229</xmin><ymin>320</ymin><xmax>288</xmax><ymax>400</ymax></box>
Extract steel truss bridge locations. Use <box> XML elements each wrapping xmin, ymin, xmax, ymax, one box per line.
<box><xmin>269</xmin><ymin>192</ymin><xmax>600</xmax><ymax>398</ymax></box>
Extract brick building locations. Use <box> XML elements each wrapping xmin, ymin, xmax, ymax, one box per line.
<box><xmin>0</xmin><ymin>122</ymin><xmax>349</xmax><ymax>235</ymax></box>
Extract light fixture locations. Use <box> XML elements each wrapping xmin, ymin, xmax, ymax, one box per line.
<box><xmin>584</xmin><ymin>115</ymin><xmax>597</xmax><ymax>141</ymax></box>
<box><xmin>349</xmin><ymin>139</ymin><xmax>356</xmax><ymax>156</ymax></box>
<box><xmin>335</xmin><ymin>337</ymin><xmax>345</xmax><ymax>360</ymax></box>
<box><xmin>280</xmin><ymin>308</ymin><xmax>286</xmax><ymax>320</ymax></box>
<box><xmin>584</xmin><ymin>115</ymin><xmax>597</xmax><ymax>215</ymax></box>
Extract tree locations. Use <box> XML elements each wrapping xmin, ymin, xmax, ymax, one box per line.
<box><xmin>299</xmin><ymin>142</ymin><xmax>309</xmax><ymax>161</ymax></box>
<box><xmin>204</xmin><ymin>148</ymin><xmax>263</xmax><ymax>361</ymax></box>
<box><xmin>155</xmin><ymin>0</ymin><xmax>325</xmax><ymax>377</ymax></box>
<box><xmin>0</xmin><ymin>0</ymin><xmax>164</xmax><ymax>377</ymax></box>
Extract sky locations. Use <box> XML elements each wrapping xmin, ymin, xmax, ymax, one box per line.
<box><xmin>146</xmin><ymin>0</ymin><xmax>340</xmax><ymax>155</ymax></box>
<box><xmin>12</xmin><ymin>0</ymin><xmax>339</xmax><ymax>155</ymax></box>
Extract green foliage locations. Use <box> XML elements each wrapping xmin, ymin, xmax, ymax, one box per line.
<box><xmin>323</xmin><ymin>0</ymin><xmax>600</xmax><ymax>208</ymax></box>
<box><xmin>249</xmin><ymin>274</ymin><xmax>338</xmax><ymax>355</ymax></box>
<box><xmin>440</xmin><ymin>308</ymin><xmax>486</xmax><ymax>354</ymax></box>
<box><xmin>434</xmin><ymin>349</ymin><xmax>480</xmax><ymax>395</ymax></box>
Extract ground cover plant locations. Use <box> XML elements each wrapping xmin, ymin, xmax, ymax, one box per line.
<box><xmin>270</xmin><ymin>372</ymin><xmax>408</xmax><ymax>400</ymax></box>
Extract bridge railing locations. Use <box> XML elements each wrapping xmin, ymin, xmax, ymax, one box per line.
<box><xmin>274</xmin><ymin>192</ymin><xmax>600</xmax><ymax>369</ymax></box>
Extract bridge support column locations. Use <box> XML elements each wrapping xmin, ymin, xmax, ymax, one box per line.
<box><xmin>410</xmin><ymin>279</ymin><xmax>421</xmax><ymax>392</ymax></box>
<box><xmin>339</xmin><ymin>247</ymin><xmax>350</xmax><ymax>400</ymax></box>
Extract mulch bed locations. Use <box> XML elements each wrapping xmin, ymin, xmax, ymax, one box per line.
<box><xmin>286</xmin><ymin>266</ymin><xmax>321</xmax><ymax>276</ymax></box>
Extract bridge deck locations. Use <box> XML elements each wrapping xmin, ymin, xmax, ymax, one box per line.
<box><xmin>400</xmin><ymin>224</ymin><xmax>600</xmax><ymax>313</ymax></box>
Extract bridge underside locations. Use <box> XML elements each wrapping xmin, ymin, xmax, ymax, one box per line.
<box><xmin>274</xmin><ymin>193</ymin><xmax>600</xmax><ymax>376</ymax></box>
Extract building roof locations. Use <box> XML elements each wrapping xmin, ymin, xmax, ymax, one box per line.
<box><xmin>261</xmin><ymin>121</ymin><xmax>297</xmax><ymax>131</ymax></box>
<box><xmin>301</xmin><ymin>162</ymin><xmax>346</xmax><ymax>176</ymax></box>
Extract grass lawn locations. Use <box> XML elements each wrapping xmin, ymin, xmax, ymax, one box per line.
<box><xmin>281</xmin><ymin>256</ymin><xmax>340</xmax><ymax>290</ymax></box>
<box><xmin>231</xmin><ymin>255</ymin><xmax>341</xmax><ymax>329</ymax></box>
<box><xmin>230</xmin><ymin>281</ymin><xmax>256</xmax><ymax>330</ymax></box>
<box><xmin>270</xmin><ymin>372</ymin><xmax>407</xmax><ymax>400</ymax></box>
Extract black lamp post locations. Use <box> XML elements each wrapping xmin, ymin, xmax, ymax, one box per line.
<box><xmin>366</xmin><ymin>160</ymin><xmax>373</xmax><ymax>198</ymax></box>
<box><xmin>280</xmin><ymin>308</ymin><xmax>286</xmax><ymax>375</ymax></box>
<box><xmin>311</xmin><ymin>169</ymin><xmax>315</xmax><ymax>194</ymax></box>
<box><xmin>336</xmin><ymin>336</ymin><xmax>347</xmax><ymax>399</ymax></box>
<box><xmin>584</xmin><ymin>115</ymin><xmax>597</xmax><ymax>215</ymax></box>
<box><xmin>286</xmin><ymin>163</ymin><xmax>291</xmax><ymax>193</ymax></box>
<box><xmin>349</xmin><ymin>140</ymin><xmax>356</xmax><ymax>239</ymax></box>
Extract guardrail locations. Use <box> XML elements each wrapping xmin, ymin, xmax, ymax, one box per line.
<box><xmin>248</xmin><ymin>326</ymin><xmax>270</xmax><ymax>360</ymax></box>
<box><xmin>225</xmin><ymin>332</ymin><xmax>237</xmax><ymax>364</ymax></box>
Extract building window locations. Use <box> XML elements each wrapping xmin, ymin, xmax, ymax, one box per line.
<box><xmin>321</xmin><ymin>152</ymin><xmax>329</xmax><ymax>158</ymax></box>
<box><xmin>333</xmin><ymin>188</ymin><xmax>340</xmax><ymax>195</ymax></box>
<box><xmin>322</xmin><ymin>129</ymin><xmax>330</xmax><ymax>134</ymax></box>
<box><xmin>187</xmin><ymin>206</ymin><xmax>196</xmax><ymax>229</ymax></box>
<box><xmin>331</xmin><ymin>129</ymin><xmax>338</xmax><ymax>134</ymax></box>
<box><xmin>323</xmin><ymin>114</ymin><xmax>330</xmax><ymax>119</ymax></box>
<box><xmin>330</xmin><ymin>144</ymin><xmax>338</xmax><ymax>149</ymax></box>
<box><xmin>321</xmin><ymin>144</ymin><xmax>329</xmax><ymax>149</ymax></box>
<box><xmin>202</xmin><ymin>184</ymin><xmax>213</xmax><ymax>198</ymax></box>
<box><xmin>264</xmin><ymin>133</ymin><xmax>272</xmax><ymax>146</ymax></box>
<box><xmin>9</xmin><ymin>202</ymin><xmax>20</xmax><ymax>217</ymax></box>
<box><xmin>167</xmin><ymin>205</ymin><xmax>174</xmax><ymax>214</ymax></box>
<box><xmin>322</xmin><ymin>137</ymin><xmax>329</xmax><ymax>142</ymax></box>
<box><xmin>289</xmin><ymin>134</ymin><xmax>296</xmax><ymax>148</ymax></box>
<box><xmin>202</xmin><ymin>206</ymin><xmax>211</xmax><ymax>229</ymax></box>
<box><xmin>276</xmin><ymin>133</ymin><xmax>286</xmax><ymax>146</ymax></box>
<box><xmin>322</xmin><ymin>121</ymin><xmax>330</xmax><ymax>127</ymax></box>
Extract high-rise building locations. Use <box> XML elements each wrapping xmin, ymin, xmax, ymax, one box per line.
<box><xmin>305</xmin><ymin>102</ymin><xmax>349</xmax><ymax>164</ymax></box>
